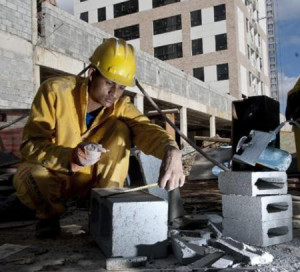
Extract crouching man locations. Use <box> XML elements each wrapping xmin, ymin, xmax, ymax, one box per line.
<box><xmin>12</xmin><ymin>38</ymin><xmax>185</xmax><ymax>238</ymax></box>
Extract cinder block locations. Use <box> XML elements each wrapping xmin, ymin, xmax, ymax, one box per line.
<box><xmin>223</xmin><ymin>217</ymin><xmax>293</xmax><ymax>247</ymax></box>
<box><xmin>218</xmin><ymin>171</ymin><xmax>287</xmax><ymax>196</ymax></box>
<box><xmin>222</xmin><ymin>194</ymin><xmax>292</xmax><ymax>221</ymax></box>
<box><xmin>90</xmin><ymin>188</ymin><xmax>168</xmax><ymax>258</ymax></box>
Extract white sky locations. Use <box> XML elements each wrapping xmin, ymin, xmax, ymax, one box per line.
<box><xmin>57</xmin><ymin>0</ymin><xmax>73</xmax><ymax>14</ymax></box>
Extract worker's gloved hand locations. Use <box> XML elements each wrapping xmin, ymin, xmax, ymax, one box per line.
<box><xmin>71</xmin><ymin>142</ymin><xmax>108</xmax><ymax>172</ymax></box>
<box><xmin>158</xmin><ymin>145</ymin><xmax>185</xmax><ymax>191</ymax></box>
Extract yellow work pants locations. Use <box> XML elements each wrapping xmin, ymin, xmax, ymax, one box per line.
<box><xmin>13</xmin><ymin>118</ymin><xmax>131</xmax><ymax>219</ymax></box>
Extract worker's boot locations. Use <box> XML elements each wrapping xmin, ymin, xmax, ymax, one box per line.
<box><xmin>35</xmin><ymin>216</ymin><xmax>61</xmax><ymax>239</ymax></box>
<box><xmin>0</xmin><ymin>194</ymin><xmax>35</xmax><ymax>222</ymax></box>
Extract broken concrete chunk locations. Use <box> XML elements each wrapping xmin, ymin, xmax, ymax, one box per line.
<box><xmin>211</xmin><ymin>254</ymin><xmax>235</xmax><ymax>268</ymax></box>
<box><xmin>171</xmin><ymin>235</ymin><xmax>201</xmax><ymax>264</ymax></box>
<box><xmin>208</xmin><ymin>237</ymin><xmax>274</xmax><ymax>265</ymax></box>
<box><xmin>171</xmin><ymin>234</ymin><xmax>220</xmax><ymax>265</ymax></box>
<box><xmin>188</xmin><ymin>252</ymin><xmax>225</xmax><ymax>269</ymax></box>
<box><xmin>106</xmin><ymin>256</ymin><xmax>147</xmax><ymax>270</ymax></box>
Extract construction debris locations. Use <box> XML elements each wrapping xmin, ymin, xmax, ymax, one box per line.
<box><xmin>208</xmin><ymin>237</ymin><xmax>274</xmax><ymax>266</ymax></box>
<box><xmin>106</xmin><ymin>256</ymin><xmax>147</xmax><ymax>270</ymax></box>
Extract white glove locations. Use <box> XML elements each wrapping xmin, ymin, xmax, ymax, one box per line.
<box><xmin>72</xmin><ymin>142</ymin><xmax>108</xmax><ymax>167</ymax></box>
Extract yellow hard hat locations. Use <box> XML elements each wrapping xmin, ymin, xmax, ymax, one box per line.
<box><xmin>89</xmin><ymin>38</ymin><xmax>136</xmax><ymax>87</ymax></box>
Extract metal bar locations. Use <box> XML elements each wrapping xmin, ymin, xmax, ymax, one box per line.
<box><xmin>136</xmin><ymin>79</ymin><xmax>230</xmax><ymax>171</ymax></box>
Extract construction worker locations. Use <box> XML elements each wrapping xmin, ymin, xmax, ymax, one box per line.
<box><xmin>10</xmin><ymin>38</ymin><xmax>184</xmax><ymax>238</ymax></box>
<box><xmin>285</xmin><ymin>76</ymin><xmax>300</xmax><ymax>171</ymax></box>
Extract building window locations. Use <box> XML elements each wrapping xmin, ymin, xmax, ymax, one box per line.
<box><xmin>190</xmin><ymin>10</ymin><xmax>202</xmax><ymax>27</ymax></box>
<box><xmin>80</xmin><ymin>0</ymin><xmax>87</xmax><ymax>2</ymax></box>
<box><xmin>217</xmin><ymin>63</ymin><xmax>229</xmax><ymax>80</ymax></box>
<box><xmin>153</xmin><ymin>15</ymin><xmax>181</xmax><ymax>35</ymax></box>
<box><xmin>154</xmin><ymin>43</ymin><xmax>182</xmax><ymax>61</ymax></box>
<box><xmin>98</xmin><ymin>7</ymin><xmax>106</xmax><ymax>22</ymax></box>
<box><xmin>115</xmin><ymin>24</ymin><xmax>140</xmax><ymax>41</ymax></box>
<box><xmin>114</xmin><ymin>0</ymin><xmax>138</xmax><ymax>18</ymax></box>
<box><xmin>153</xmin><ymin>0</ymin><xmax>180</xmax><ymax>8</ymax></box>
<box><xmin>215</xmin><ymin>33</ymin><xmax>227</xmax><ymax>51</ymax></box>
<box><xmin>192</xmin><ymin>39</ymin><xmax>203</xmax><ymax>55</ymax></box>
<box><xmin>193</xmin><ymin>67</ymin><xmax>204</xmax><ymax>81</ymax></box>
<box><xmin>214</xmin><ymin>4</ymin><xmax>226</xmax><ymax>22</ymax></box>
<box><xmin>80</xmin><ymin>11</ymin><xmax>88</xmax><ymax>22</ymax></box>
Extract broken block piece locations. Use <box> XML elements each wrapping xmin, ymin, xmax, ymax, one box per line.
<box><xmin>90</xmin><ymin>188</ymin><xmax>168</xmax><ymax>258</ymax></box>
<box><xmin>218</xmin><ymin>171</ymin><xmax>287</xmax><ymax>196</ymax></box>
<box><xmin>211</xmin><ymin>254</ymin><xmax>235</xmax><ymax>268</ymax></box>
<box><xmin>222</xmin><ymin>194</ymin><xmax>292</xmax><ymax>222</ymax></box>
<box><xmin>208</xmin><ymin>237</ymin><xmax>274</xmax><ymax>265</ymax></box>
<box><xmin>223</xmin><ymin>217</ymin><xmax>293</xmax><ymax>247</ymax></box>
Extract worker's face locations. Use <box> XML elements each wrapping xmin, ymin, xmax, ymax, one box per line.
<box><xmin>88</xmin><ymin>69</ymin><xmax>126</xmax><ymax>108</ymax></box>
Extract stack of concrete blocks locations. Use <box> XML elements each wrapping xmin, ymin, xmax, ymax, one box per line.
<box><xmin>90</xmin><ymin>188</ymin><xmax>168</xmax><ymax>258</ymax></box>
<box><xmin>219</xmin><ymin>171</ymin><xmax>293</xmax><ymax>246</ymax></box>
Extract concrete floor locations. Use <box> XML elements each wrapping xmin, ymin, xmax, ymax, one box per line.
<box><xmin>0</xmin><ymin>206</ymin><xmax>300</xmax><ymax>272</ymax></box>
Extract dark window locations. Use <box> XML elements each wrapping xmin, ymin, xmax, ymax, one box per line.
<box><xmin>191</xmin><ymin>10</ymin><xmax>202</xmax><ymax>26</ymax></box>
<box><xmin>153</xmin><ymin>0</ymin><xmax>180</xmax><ymax>8</ymax></box>
<box><xmin>215</xmin><ymin>33</ymin><xmax>227</xmax><ymax>51</ymax></box>
<box><xmin>80</xmin><ymin>11</ymin><xmax>88</xmax><ymax>22</ymax></box>
<box><xmin>217</xmin><ymin>63</ymin><xmax>229</xmax><ymax>80</ymax></box>
<box><xmin>192</xmin><ymin>39</ymin><xmax>203</xmax><ymax>55</ymax></box>
<box><xmin>214</xmin><ymin>4</ymin><xmax>226</xmax><ymax>22</ymax></box>
<box><xmin>80</xmin><ymin>0</ymin><xmax>87</xmax><ymax>2</ymax></box>
<box><xmin>154</xmin><ymin>43</ymin><xmax>182</xmax><ymax>61</ymax></box>
<box><xmin>153</xmin><ymin>15</ymin><xmax>181</xmax><ymax>35</ymax></box>
<box><xmin>193</xmin><ymin>67</ymin><xmax>204</xmax><ymax>81</ymax></box>
<box><xmin>114</xmin><ymin>0</ymin><xmax>138</xmax><ymax>18</ymax></box>
<box><xmin>115</xmin><ymin>24</ymin><xmax>140</xmax><ymax>41</ymax></box>
<box><xmin>98</xmin><ymin>7</ymin><xmax>106</xmax><ymax>22</ymax></box>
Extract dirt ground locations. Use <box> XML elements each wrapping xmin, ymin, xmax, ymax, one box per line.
<box><xmin>0</xmin><ymin>205</ymin><xmax>300</xmax><ymax>272</ymax></box>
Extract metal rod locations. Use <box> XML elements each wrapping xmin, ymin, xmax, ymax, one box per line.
<box><xmin>136</xmin><ymin>79</ymin><xmax>230</xmax><ymax>172</ymax></box>
<box><xmin>103</xmin><ymin>183</ymin><xmax>159</xmax><ymax>198</ymax></box>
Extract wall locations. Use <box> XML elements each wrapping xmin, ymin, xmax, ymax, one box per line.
<box><xmin>0</xmin><ymin>0</ymin><xmax>35</xmax><ymax>108</ymax></box>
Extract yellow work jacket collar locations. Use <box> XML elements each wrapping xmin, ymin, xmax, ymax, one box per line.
<box><xmin>77</xmin><ymin>77</ymin><xmax>115</xmax><ymax>136</ymax></box>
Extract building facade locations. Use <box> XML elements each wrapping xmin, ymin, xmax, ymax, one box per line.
<box><xmin>265</xmin><ymin>0</ymin><xmax>279</xmax><ymax>101</ymax></box>
<box><xmin>74</xmin><ymin>0</ymin><xmax>271</xmax><ymax>99</ymax></box>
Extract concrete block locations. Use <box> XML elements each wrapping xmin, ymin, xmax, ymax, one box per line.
<box><xmin>208</xmin><ymin>237</ymin><xmax>274</xmax><ymax>265</ymax></box>
<box><xmin>222</xmin><ymin>217</ymin><xmax>293</xmax><ymax>247</ymax></box>
<box><xmin>218</xmin><ymin>171</ymin><xmax>287</xmax><ymax>196</ymax></box>
<box><xmin>222</xmin><ymin>194</ymin><xmax>293</xmax><ymax>221</ymax></box>
<box><xmin>106</xmin><ymin>256</ymin><xmax>147</xmax><ymax>270</ymax></box>
<box><xmin>131</xmin><ymin>150</ymin><xmax>185</xmax><ymax>221</ymax></box>
<box><xmin>90</xmin><ymin>188</ymin><xmax>168</xmax><ymax>258</ymax></box>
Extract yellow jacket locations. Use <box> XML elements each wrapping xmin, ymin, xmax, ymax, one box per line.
<box><xmin>20</xmin><ymin>76</ymin><xmax>178</xmax><ymax>174</ymax></box>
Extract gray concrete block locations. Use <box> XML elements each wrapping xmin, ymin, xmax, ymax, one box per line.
<box><xmin>208</xmin><ymin>237</ymin><xmax>274</xmax><ymax>265</ymax></box>
<box><xmin>222</xmin><ymin>194</ymin><xmax>292</xmax><ymax>221</ymax></box>
<box><xmin>218</xmin><ymin>171</ymin><xmax>287</xmax><ymax>196</ymax></box>
<box><xmin>90</xmin><ymin>188</ymin><xmax>168</xmax><ymax>258</ymax></box>
<box><xmin>222</xmin><ymin>217</ymin><xmax>293</xmax><ymax>247</ymax></box>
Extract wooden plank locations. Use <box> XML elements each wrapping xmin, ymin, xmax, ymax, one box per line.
<box><xmin>194</xmin><ymin>136</ymin><xmax>231</xmax><ymax>143</ymax></box>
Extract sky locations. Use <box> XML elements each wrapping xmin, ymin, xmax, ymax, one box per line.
<box><xmin>58</xmin><ymin>0</ymin><xmax>299</xmax><ymax>113</ymax></box>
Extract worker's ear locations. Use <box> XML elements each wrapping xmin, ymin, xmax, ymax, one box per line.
<box><xmin>88</xmin><ymin>67</ymin><xmax>96</xmax><ymax>82</ymax></box>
